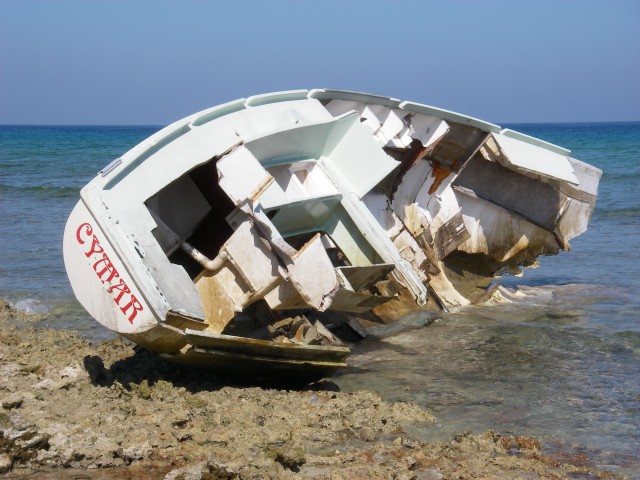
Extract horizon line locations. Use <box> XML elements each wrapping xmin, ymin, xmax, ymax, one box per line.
<box><xmin>1</xmin><ymin>120</ymin><xmax>639</xmax><ymax>128</ymax></box>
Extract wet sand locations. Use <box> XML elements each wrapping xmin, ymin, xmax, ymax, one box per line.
<box><xmin>0</xmin><ymin>300</ymin><xmax>610</xmax><ymax>479</ymax></box>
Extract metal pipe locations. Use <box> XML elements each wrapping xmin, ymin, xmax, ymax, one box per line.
<box><xmin>180</xmin><ymin>242</ymin><xmax>228</xmax><ymax>271</ymax></box>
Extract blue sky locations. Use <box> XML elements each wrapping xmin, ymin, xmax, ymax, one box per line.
<box><xmin>1</xmin><ymin>0</ymin><xmax>638</xmax><ymax>125</ymax></box>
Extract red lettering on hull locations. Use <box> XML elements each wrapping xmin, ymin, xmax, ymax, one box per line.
<box><xmin>76</xmin><ymin>223</ymin><xmax>143</xmax><ymax>324</ymax></box>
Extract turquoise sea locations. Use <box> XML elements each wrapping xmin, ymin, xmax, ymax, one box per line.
<box><xmin>1</xmin><ymin>122</ymin><xmax>639</xmax><ymax>476</ymax></box>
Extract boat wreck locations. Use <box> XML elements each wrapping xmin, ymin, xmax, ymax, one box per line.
<box><xmin>63</xmin><ymin>89</ymin><xmax>601</xmax><ymax>381</ymax></box>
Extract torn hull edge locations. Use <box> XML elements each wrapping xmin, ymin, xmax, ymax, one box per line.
<box><xmin>63</xmin><ymin>89</ymin><xmax>602</xmax><ymax>382</ymax></box>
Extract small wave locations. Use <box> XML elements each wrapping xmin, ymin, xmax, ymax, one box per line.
<box><xmin>11</xmin><ymin>298</ymin><xmax>50</xmax><ymax>315</ymax></box>
<box><xmin>492</xmin><ymin>283</ymin><xmax>624</xmax><ymax>309</ymax></box>
<box><xmin>603</xmin><ymin>171</ymin><xmax>640</xmax><ymax>181</ymax></box>
<box><xmin>593</xmin><ymin>206</ymin><xmax>640</xmax><ymax>220</ymax></box>
<box><xmin>0</xmin><ymin>183</ymin><xmax>80</xmax><ymax>199</ymax></box>
<box><xmin>613</xmin><ymin>331</ymin><xmax>640</xmax><ymax>352</ymax></box>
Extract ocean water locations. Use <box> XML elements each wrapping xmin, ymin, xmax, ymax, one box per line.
<box><xmin>1</xmin><ymin>122</ymin><xmax>639</xmax><ymax>475</ymax></box>
<box><xmin>0</xmin><ymin>125</ymin><xmax>161</xmax><ymax>338</ymax></box>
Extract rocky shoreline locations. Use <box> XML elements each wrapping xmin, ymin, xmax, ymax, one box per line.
<box><xmin>0</xmin><ymin>300</ymin><xmax>609</xmax><ymax>479</ymax></box>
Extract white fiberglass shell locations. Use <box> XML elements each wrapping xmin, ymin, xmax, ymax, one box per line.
<box><xmin>63</xmin><ymin>89</ymin><xmax>597</xmax><ymax>348</ymax></box>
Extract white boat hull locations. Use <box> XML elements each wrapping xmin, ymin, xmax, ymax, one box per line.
<box><xmin>63</xmin><ymin>89</ymin><xmax>601</xmax><ymax>380</ymax></box>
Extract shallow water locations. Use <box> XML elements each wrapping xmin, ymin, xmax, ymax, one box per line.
<box><xmin>333</xmin><ymin>284</ymin><xmax>640</xmax><ymax>476</ymax></box>
<box><xmin>1</xmin><ymin>122</ymin><xmax>639</xmax><ymax>476</ymax></box>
